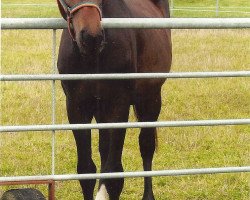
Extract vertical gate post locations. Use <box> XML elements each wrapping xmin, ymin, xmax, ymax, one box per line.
<box><xmin>170</xmin><ymin>0</ymin><xmax>174</xmax><ymax>17</ymax></box>
<box><xmin>216</xmin><ymin>0</ymin><xmax>220</xmax><ymax>17</ymax></box>
<box><xmin>51</xmin><ymin>29</ymin><xmax>57</xmax><ymax>199</ymax></box>
<box><xmin>51</xmin><ymin>29</ymin><xmax>56</xmax><ymax>176</ymax></box>
<box><xmin>48</xmin><ymin>181</ymin><xmax>56</xmax><ymax>200</ymax></box>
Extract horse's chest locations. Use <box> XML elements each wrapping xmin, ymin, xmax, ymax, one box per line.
<box><xmin>64</xmin><ymin>79</ymin><xmax>134</xmax><ymax>103</ymax></box>
<box><xmin>62</xmin><ymin>79</ymin><xmax>98</xmax><ymax>100</ymax></box>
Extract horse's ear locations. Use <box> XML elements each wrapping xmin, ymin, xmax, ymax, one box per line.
<box><xmin>57</xmin><ymin>0</ymin><xmax>67</xmax><ymax>20</ymax></box>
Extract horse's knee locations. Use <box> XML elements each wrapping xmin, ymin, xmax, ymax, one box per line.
<box><xmin>77</xmin><ymin>159</ymin><xmax>96</xmax><ymax>174</ymax></box>
<box><xmin>139</xmin><ymin>128</ymin><xmax>156</xmax><ymax>159</ymax></box>
<box><xmin>77</xmin><ymin>160</ymin><xmax>97</xmax><ymax>199</ymax></box>
<box><xmin>99</xmin><ymin>133</ymin><xmax>110</xmax><ymax>167</ymax></box>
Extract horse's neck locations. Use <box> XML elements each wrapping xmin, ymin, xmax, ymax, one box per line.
<box><xmin>102</xmin><ymin>0</ymin><xmax>132</xmax><ymax>18</ymax></box>
<box><xmin>103</xmin><ymin>0</ymin><xmax>170</xmax><ymax>18</ymax></box>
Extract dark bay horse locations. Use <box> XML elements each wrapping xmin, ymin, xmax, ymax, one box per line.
<box><xmin>56</xmin><ymin>0</ymin><xmax>172</xmax><ymax>199</ymax></box>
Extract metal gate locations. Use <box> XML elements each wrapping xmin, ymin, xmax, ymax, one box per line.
<box><xmin>1</xmin><ymin>18</ymin><xmax>250</xmax><ymax>199</ymax></box>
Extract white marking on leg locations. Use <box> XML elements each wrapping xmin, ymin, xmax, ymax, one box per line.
<box><xmin>95</xmin><ymin>184</ymin><xmax>109</xmax><ymax>200</ymax></box>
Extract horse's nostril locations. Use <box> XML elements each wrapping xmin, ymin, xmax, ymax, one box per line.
<box><xmin>96</xmin><ymin>34</ymin><xmax>103</xmax><ymax>44</ymax></box>
<box><xmin>81</xmin><ymin>30</ymin><xmax>103</xmax><ymax>50</ymax></box>
<box><xmin>81</xmin><ymin>30</ymin><xmax>90</xmax><ymax>43</ymax></box>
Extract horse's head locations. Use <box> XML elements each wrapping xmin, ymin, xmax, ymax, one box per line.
<box><xmin>57</xmin><ymin>0</ymin><xmax>104</xmax><ymax>55</ymax></box>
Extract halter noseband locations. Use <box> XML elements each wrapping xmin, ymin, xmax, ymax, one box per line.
<box><xmin>58</xmin><ymin>0</ymin><xmax>103</xmax><ymax>42</ymax></box>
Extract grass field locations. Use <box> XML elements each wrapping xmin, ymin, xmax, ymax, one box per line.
<box><xmin>1</xmin><ymin>0</ymin><xmax>250</xmax><ymax>199</ymax></box>
<box><xmin>1</xmin><ymin>0</ymin><xmax>250</xmax><ymax>17</ymax></box>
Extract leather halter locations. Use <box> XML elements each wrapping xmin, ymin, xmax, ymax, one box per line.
<box><xmin>58</xmin><ymin>0</ymin><xmax>103</xmax><ymax>42</ymax></box>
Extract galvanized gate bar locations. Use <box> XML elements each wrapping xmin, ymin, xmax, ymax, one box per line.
<box><xmin>0</xmin><ymin>166</ymin><xmax>249</xmax><ymax>182</ymax></box>
<box><xmin>2</xmin><ymin>3</ymin><xmax>250</xmax><ymax>9</ymax></box>
<box><xmin>1</xmin><ymin>18</ymin><xmax>250</xmax><ymax>29</ymax></box>
<box><xmin>216</xmin><ymin>0</ymin><xmax>220</xmax><ymax>17</ymax></box>
<box><xmin>1</xmin><ymin>71</ymin><xmax>250</xmax><ymax>81</ymax></box>
<box><xmin>1</xmin><ymin>119</ymin><xmax>250</xmax><ymax>132</ymax></box>
<box><xmin>171</xmin><ymin>9</ymin><xmax>250</xmax><ymax>14</ymax></box>
<box><xmin>51</xmin><ymin>30</ymin><xmax>56</xmax><ymax>176</ymax></box>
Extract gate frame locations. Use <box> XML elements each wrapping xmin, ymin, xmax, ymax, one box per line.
<box><xmin>1</xmin><ymin>18</ymin><xmax>250</xmax><ymax>200</ymax></box>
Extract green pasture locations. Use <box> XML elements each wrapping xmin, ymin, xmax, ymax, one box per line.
<box><xmin>1</xmin><ymin>0</ymin><xmax>250</xmax><ymax>200</ymax></box>
<box><xmin>1</xmin><ymin>0</ymin><xmax>250</xmax><ymax>18</ymax></box>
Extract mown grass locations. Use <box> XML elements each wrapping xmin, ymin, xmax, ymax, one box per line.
<box><xmin>1</xmin><ymin>0</ymin><xmax>250</xmax><ymax>200</ymax></box>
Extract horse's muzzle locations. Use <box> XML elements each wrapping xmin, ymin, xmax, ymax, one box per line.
<box><xmin>78</xmin><ymin>29</ymin><xmax>105</xmax><ymax>55</ymax></box>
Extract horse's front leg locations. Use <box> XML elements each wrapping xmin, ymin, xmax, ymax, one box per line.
<box><xmin>135</xmin><ymin>86</ymin><xmax>162</xmax><ymax>200</ymax></box>
<box><xmin>95</xmin><ymin>92</ymin><xmax>130</xmax><ymax>200</ymax></box>
<box><xmin>66</xmin><ymin>96</ymin><xmax>96</xmax><ymax>200</ymax></box>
